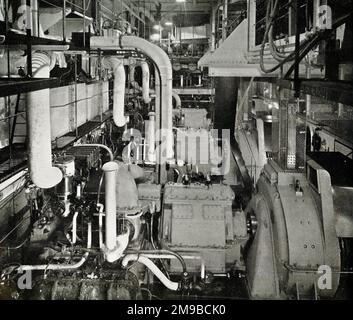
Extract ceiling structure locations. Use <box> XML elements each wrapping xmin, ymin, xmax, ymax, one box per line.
<box><xmin>133</xmin><ymin>0</ymin><xmax>215</xmax><ymax>26</ymax></box>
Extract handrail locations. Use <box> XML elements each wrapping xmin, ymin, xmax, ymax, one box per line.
<box><xmin>242</xmin><ymin>129</ymin><xmax>257</xmax><ymax>185</ymax></box>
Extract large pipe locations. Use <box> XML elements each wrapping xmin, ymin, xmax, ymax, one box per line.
<box><xmin>102</xmin><ymin>161</ymin><xmax>119</xmax><ymax>261</ymax></box>
<box><xmin>120</xmin><ymin>36</ymin><xmax>174</xmax><ymax>160</ymax></box>
<box><xmin>147</xmin><ymin>112</ymin><xmax>156</xmax><ymax>162</ymax></box>
<box><xmin>128</xmin><ymin>61</ymin><xmax>151</xmax><ymax>104</ymax></box>
<box><xmin>129</xmin><ymin>62</ymin><xmax>136</xmax><ymax>84</ymax></box>
<box><xmin>140</xmin><ymin>61</ymin><xmax>151</xmax><ymax>104</ymax></box>
<box><xmin>210</xmin><ymin>4</ymin><xmax>217</xmax><ymax>52</ymax></box>
<box><xmin>31</xmin><ymin>0</ymin><xmax>39</xmax><ymax>37</ymax></box>
<box><xmin>172</xmin><ymin>91</ymin><xmax>181</xmax><ymax>109</ymax></box>
<box><xmin>122</xmin><ymin>254</ymin><xmax>180</xmax><ymax>291</ymax></box>
<box><xmin>102</xmin><ymin>161</ymin><xmax>132</xmax><ymax>263</ymax></box>
<box><xmin>27</xmin><ymin>52</ymin><xmax>63</xmax><ymax>189</ymax></box>
<box><xmin>102</xmin><ymin>57</ymin><xmax>126</xmax><ymax>127</ymax></box>
<box><xmin>155</xmin><ymin>68</ymin><xmax>161</xmax><ymax>133</ymax></box>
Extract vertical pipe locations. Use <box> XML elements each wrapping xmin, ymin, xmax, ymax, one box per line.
<box><xmin>140</xmin><ymin>61</ymin><xmax>151</xmax><ymax>104</ymax></box>
<box><xmin>147</xmin><ymin>112</ymin><xmax>156</xmax><ymax>162</ymax></box>
<box><xmin>92</xmin><ymin>35</ymin><xmax>174</xmax><ymax>176</ymax></box>
<box><xmin>103</xmin><ymin>57</ymin><xmax>126</xmax><ymax>127</ymax></box>
<box><xmin>222</xmin><ymin>0</ymin><xmax>228</xmax><ymax>42</ymax></box>
<box><xmin>83</xmin><ymin>0</ymin><xmax>86</xmax><ymax>47</ymax></box>
<box><xmin>129</xmin><ymin>62</ymin><xmax>136</xmax><ymax>85</ymax></box>
<box><xmin>31</xmin><ymin>0</ymin><xmax>39</xmax><ymax>37</ymax></box>
<box><xmin>102</xmin><ymin>161</ymin><xmax>119</xmax><ymax>256</ymax></box>
<box><xmin>63</xmin><ymin>0</ymin><xmax>66</xmax><ymax>42</ymax></box>
<box><xmin>74</xmin><ymin>55</ymin><xmax>78</xmax><ymax>137</ymax></box>
<box><xmin>287</xmin><ymin>103</ymin><xmax>297</xmax><ymax>170</ymax></box>
<box><xmin>155</xmin><ymin>67</ymin><xmax>161</xmax><ymax>132</ymax></box>
<box><xmin>27</xmin><ymin>52</ymin><xmax>63</xmax><ymax>189</ymax></box>
<box><xmin>305</xmin><ymin>65</ymin><xmax>311</xmax><ymax>117</ymax></box>
<box><xmin>294</xmin><ymin>0</ymin><xmax>301</xmax><ymax>98</ymax></box>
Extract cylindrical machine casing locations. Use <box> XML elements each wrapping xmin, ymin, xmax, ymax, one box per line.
<box><xmin>103</xmin><ymin>162</ymin><xmax>119</xmax><ymax>253</ymax></box>
<box><xmin>54</xmin><ymin>156</ymin><xmax>75</xmax><ymax>198</ymax></box>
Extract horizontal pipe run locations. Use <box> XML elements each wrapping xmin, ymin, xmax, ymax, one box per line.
<box><xmin>17</xmin><ymin>222</ymin><xmax>91</xmax><ymax>272</ymax></box>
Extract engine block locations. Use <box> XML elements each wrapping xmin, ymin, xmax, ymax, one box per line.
<box><xmin>160</xmin><ymin>183</ymin><xmax>248</xmax><ymax>274</ymax></box>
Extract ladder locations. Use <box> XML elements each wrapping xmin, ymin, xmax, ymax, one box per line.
<box><xmin>10</xmin><ymin>94</ymin><xmax>27</xmax><ymax>146</ymax></box>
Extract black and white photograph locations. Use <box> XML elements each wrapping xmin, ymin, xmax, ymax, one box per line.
<box><xmin>0</xmin><ymin>0</ymin><xmax>352</xmax><ymax>310</ymax></box>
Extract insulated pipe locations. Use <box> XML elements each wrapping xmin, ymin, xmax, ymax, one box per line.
<box><xmin>102</xmin><ymin>162</ymin><xmax>132</xmax><ymax>263</ymax></box>
<box><xmin>210</xmin><ymin>4</ymin><xmax>217</xmax><ymax>52</ymax></box>
<box><xmin>129</xmin><ymin>62</ymin><xmax>136</xmax><ymax>84</ymax></box>
<box><xmin>127</xmin><ymin>251</ymin><xmax>205</xmax><ymax>279</ymax></box>
<box><xmin>140</xmin><ymin>61</ymin><xmax>151</xmax><ymax>104</ymax></box>
<box><xmin>31</xmin><ymin>0</ymin><xmax>39</xmax><ymax>37</ymax></box>
<box><xmin>128</xmin><ymin>60</ymin><xmax>152</xmax><ymax>106</ymax></box>
<box><xmin>97</xmin><ymin>203</ymin><xmax>104</xmax><ymax>249</ymax></box>
<box><xmin>72</xmin><ymin>211</ymin><xmax>79</xmax><ymax>244</ymax></box>
<box><xmin>122</xmin><ymin>254</ymin><xmax>180</xmax><ymax>291</ymax></box>
<box><xmin>27</xmin><ymin>52</ymin><xmax>63</xmax><ymax>189</ymax></box>
<box><xmin>155</xmin><ymin>68</ymin><xmax>161</xmax><ymax>132</ymax></box>
<box><xmin>102</xmin><ymin>57</ymin><xmax>126</xmax><ymax>127</ymax></box>
<box><xmin>151</xmin><ymin>254</ymin><xmax>205</xmax><ymax>279</ymax></box>
<box><xmin>18</xmin><ymin>222</ymin><xmax>91</xmax><ymax>272</ymax></box>
<box><xmin>147</xmin><ymin>112</ymin><xmax>156</xmax><ymax>162</ymax></box>
<box><xmin>120</xmin><ymin>36</ymin><xmax>174</xmax><ymax>160</ymax></box>
<box><xmin>172</xmin><ymin>91</ymin><xmax>181</xmax><ymax>109</ymax></box>
<box><xmin>102</xmin><ymin>161</ymin><xmax>119</xmax><ymax>260</ymax></box>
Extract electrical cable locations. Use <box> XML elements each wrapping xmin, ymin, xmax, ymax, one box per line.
<box><xmin>150</xmin><ymin>215</ymin><xmax>171</xmax><ymax>279</ymax></box>
<box><xmin>284</xmin><ymin>11</ymin><xmax>353</xmax><ymax>79</ymax></box>
<box><xmin>260</xmin><ymin>0</ymin><xmax>318</xmax><ymax>73</ymax></box>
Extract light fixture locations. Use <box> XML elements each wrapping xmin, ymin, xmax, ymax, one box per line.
<box><xmin>165</xmin><ymin>22</ymin><xmax>173</xmax><ymax>26</ymax></box>
<box><xmin>153</xmin><ymin>24</ymin><xmax>162</xmax><ymax>31</ymax></box>
<box><xmin>150</xmin><ymin>33</ymin><xmax>161</xmax><ymax>41</ymax></box>
<box><xmin>267</xmin><ymin>101</ymin><xmax>279</xmax><ymax>110</ymax></box>
<box><xmin>176</xmin><ymin>0</ymin><xmax>186</xmax><ymax>3</ymax></box>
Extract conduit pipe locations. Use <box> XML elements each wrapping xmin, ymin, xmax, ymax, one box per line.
<box><xmin>102</xmin><ymin>57</ymin><xmax>126</xmax><ymax>127</ymax></box>
<box><xmin>129</xmin><ymin>61</ymin><xmax>151</xmax><ymax>104</ymax></box>
<box><xmin>147</xmin><ymin>112</ymin><xmax>156</xmax><ymax>163</ymax></box>
<box><xmin>102</xmin><ymin>161</ymin><xmax>131</xmax><ymax>263</ymax></box>
<box><xmin>96</xmin><ymin>203</ymin><xmax>104</xmax><ymax>249</ymax></box>
<box><xmin>27</xmin><ymin>52</ymin><xmax>63</xmax><ymax>189</ymax></box>
<box><xmin>91</xmin><ymin>35</ymin><xmax>174</xmax><ymax>165</ymax></box>
<box><xmin>17</xmin><ymin>222</ymin><xmax>92</xmax><ymax>272</ymax></box>
<box><xmin>172</xmin><ymin>91</ymin><xmax>182</xmax><ymax>109</ymax></box>
<box><xmin>155</xmin><ymin>68</ymin><xmax>161</xmax><ymax>133</ymax></box>
<box><xmin>129</xmin><ymin>62</ymin><xmax>136</xmax><ymax>84</ymax></box>
<box><xmin>119</xmin><ymin>36</ymin><xmax>173</xmax><ymax>159</ymax></box>
<box><xmin>140</xmin><ymin>61</ymin><xmax>151</xmax><ymax>104</ymax></box>
<box><xmin>72</xmin><ymin>211</ymin><xmax>79</xmax><ymax>244</ymax></box>
<box><xmin>102</xmin><ymin>161</ymin><xmax>118</xmax><ymax>261</ymax></box>
<box><xmin>122</xmin><ymin>254</ymin><xmax>180</xmax><ymax>291</ymax></box>
<box><xmin>144</xmin><ymin>253</ymin><xmax>205</xmax><ymax>279</ymax></box>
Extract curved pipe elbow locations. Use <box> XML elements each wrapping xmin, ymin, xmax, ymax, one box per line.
<box><xmin>103</xmin><ymin>57</ymin><xmax>126</xmax><ymax>127</ymax></box>
<box><xmin>122</xmin><ymin>254</ymin><xmax>180</xmax><ymax>291</ymax></box>
<box><xmin>121</xmin><ymin>36</ymin><xmax>174</xmax><ymax>160</ymax></box>
<box><xmin>28</xmin><ymin>52</ymin><xmax>63</xmax><ymax>189</ymax></box>
<box><xmin>172</xmin><ymin>91</ymin><xmax>181</xmax><ymax>109</ymax></box>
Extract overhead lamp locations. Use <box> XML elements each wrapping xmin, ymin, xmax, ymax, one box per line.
<box><xmin>150</xmin><ymin>33</ymin><xmax>161</xmax><ymax>41</ymax></box>
<box><xmin>153</xmin><ymin>24</ymin><xmax>162</xmax><ymax>31</ymax></box>
<box><xmin>176</xmin><ymin>0</ymin><xmax>186</xmax><ymax>3</ymax></box>
<box><xmin>165</xmin><ymin>22</ymin><xmax>173</xmax><ymax>26</ymax></box>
